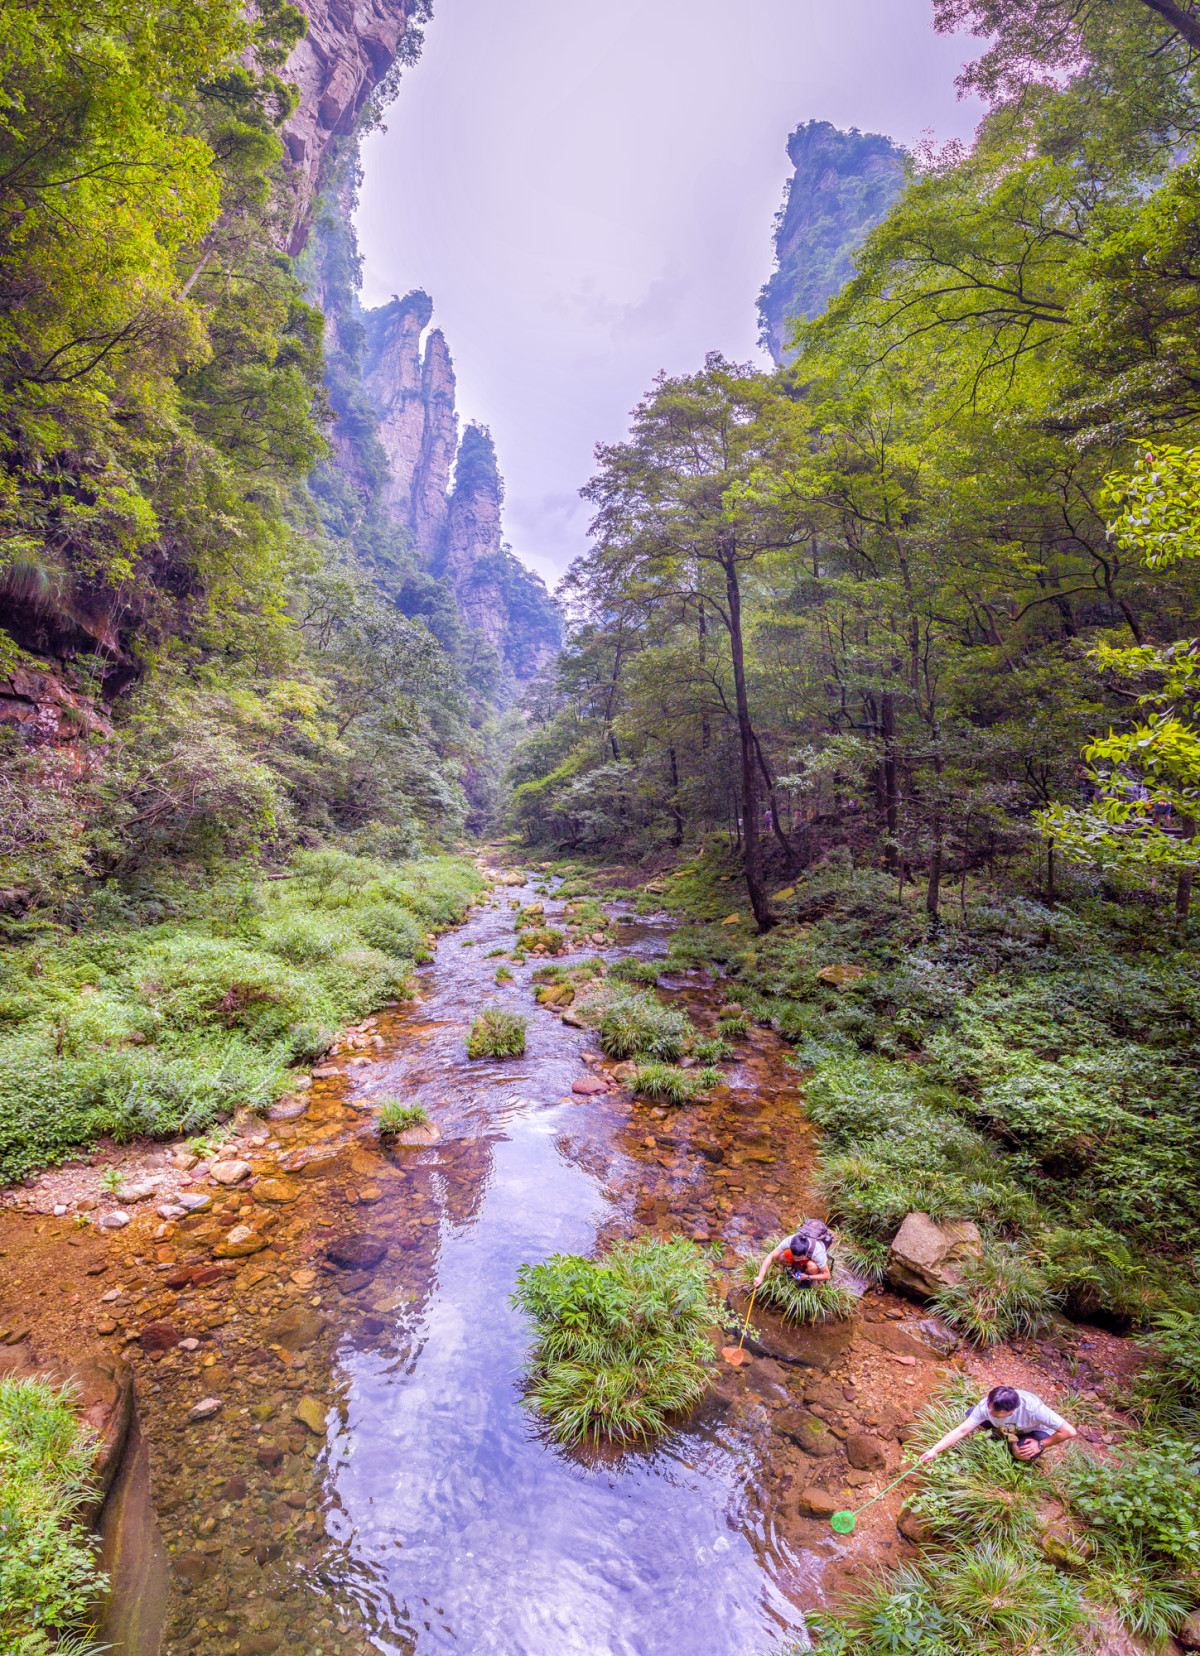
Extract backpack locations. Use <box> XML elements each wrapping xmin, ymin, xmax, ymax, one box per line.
<box><xmin>792</xmin><ymin>1218</ymin><xmax>835</xmax><ymax>1254</ymax></box>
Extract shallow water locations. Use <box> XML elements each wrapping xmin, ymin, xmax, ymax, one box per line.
<box><xmin>144</xmin><ymin>867</ymin><xmax>814</xmax><ymax>1655</ymax></box>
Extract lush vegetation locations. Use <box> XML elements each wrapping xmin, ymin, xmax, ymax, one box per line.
<box><xmin>740</xmin><ymin>1243</ymin><xmax>857</xmax><ymax>1325</ymax></box>
<box><xmin>0</xmin><ymin>1377</ymin><xmax>105</xmax><ymax>1656</ymax></box>
<box><xmin>594</xmin><ymin>989</ymin><xmax>694</xmax><ymax>1061</ymax></box>
<box><xmin>466</xmin><ymin>1008</ymin><xmax>527</xmax><ymax>1060</ymax></box>
<box><xmin>807</xmin><ymin>1379</ymin><xmax>1199</xmax><ymax>1654</ymax></box>
<box><xmin>510</xmin><ymin>1237</ymin><xmax>722</xmax><ymax>1445</ymax></box>
<box><xmin>377</xmin><ymin>1099</ymin><xmax>429</xmax><ymax>1135</ymax></box>
<box><xmin>0</xmin><ymin>850</ymin><xmax>480</xmax><ymax>1180</ymax></box>
<box><xmin>629</xmin><ymin>1061</ymin><xmax>722</xmax><ymax>1106</ymax></box>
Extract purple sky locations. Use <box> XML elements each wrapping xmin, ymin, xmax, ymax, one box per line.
<box><xmin>355</xmin><ymin>1</ymin><xmax>982</xmax><ymax>586</ymax></box>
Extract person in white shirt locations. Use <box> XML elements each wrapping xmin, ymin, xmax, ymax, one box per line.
<box><xmin>753</xmin><ymin>1229</ymin><xmax>831</xmax><ymax>1290</ymax></box>
<box><xmin>919</xmin><ymin>1384</ymin><xmax>1078</xmax><ymax>1464</ymax></box>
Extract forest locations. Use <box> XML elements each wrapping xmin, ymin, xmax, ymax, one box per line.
<box><xmin>1</xmin><ymin>0</ymin><xmax>1199</xmax><ymax>1653</ymax></box>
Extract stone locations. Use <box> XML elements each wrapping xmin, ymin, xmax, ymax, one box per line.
<box><xmin>355</xmin><ymin>1183</ymin><xmax>383</xmax><ymax>1204</ymax></box>
<box><xmin>157</xmin><ymin>1204</ymin><xmax>186</xmax><ymax>1220</ymax></box>
<box><xmin>267</xmin><ymin>1098</ymin><xmax>309</xmax><ymax>1122</ymax></box>
<box><xmin>727</xmin><ymin>1290</ymin><xmax>854</xmax><ymax>1371</ymax></box>
<box><xmin>174</xmin><ymin>1551</ymin><xmax>212</xmax><ymax>1586</ymax></box>
<box><xmin>179</xmin><ymin>1338</ymin><xmax>199</xmax><ymax>1352</ymax></box>
<box><xmin>254</xmin><ymin>1177</ymin><xmax>301</xmax><ymax>1204</ymax></box>
<box><xmin>172</xmin><ymin>1152</ymin><xmax>199</xmax><ymax>1172</ymax></box>
<box><xmin>571</xmin><ymin>1076</ymin><xmax>607</xmax><ymax>1095</ymax></box>
<box><xmin>188</xmin><ymin>1397</ymin><xmax>222</xmax><ymax>1421</ymax></box>
<box><xmin>796</xmin><ymin>1487</ymin><xmax>841</xmax><ymax>1519</ymax></box>
<box><xmin>98</xmin><ymin>1211</ymin><xmax>130</xmax><ymax>1229</ymax></box>
<box><xmin>266</xmin><ymin>1307</ymin><xmax>326</xmax><ymax>1353</ymax></box>
<box><xmin>845</xmin><ymin>1433</ymin><xmax>888</xmax><ymax>1472</ymax></box>
<box><xmin>561</xmin><ymin>1009</ymin><xmax>585</xmax><ymax>1028</ymax></box>
<box><xmin>117</xmin><ymin>1176</ymin><xmax>165</xmax><ymax>1203</ymax></box>
<box><xmin>295</xmin><ymin>1396</ymin><xmax>327</xmax><ymax>1435</ymax></box>
<box><xmin>138</xmin><ymin>1322</ymin><xmax>182</xmax><ymax>1355</ymax></box>
<box><xmin>859</xmin><ymin>1321</ymin><xmax>938</xmax><ymax>1362</ymax></box>
<box><xmin>210</xmin><ymin>1160</ymin><xmax>251</xmax><ymax>1186</ymax></box>
<box><xmin>1178</xmin><ymin>1612</ymin><xmax>1200</xmax><ymax>1651</ymax></box>
<box><xmin>326</xmin><ymin>1232</ymin><xmax>388</xmax><ymax>1271</ymax></box>
<box><xmin>897</xmin><ymin>1504</ymin><xmax>933</xmax><ymax>1544</ymax></box>
<box><xmin>772</xmin><ymin>1409</ymin><xmax>838</xmax><ymax>1457</ymax></box>
<box><xmin>221</xmin><ymin>1475</ymin><xmax>247</xmax><ymax>1501</ymax></box>
<box><xmin>177</xmin><ymin>1193</ymin><xmax>211</xmax><ymax>1213</ymax></box>
<box><xmin>885</xmin><ymin>1212</ymin><xmax>983</xmax><ymax>1298</ymax></box>
<box><xmin>804</xmin><ymin>1380</ymin><xmax>850</xmax><ymax>1411</ymax></box>
<box><xmin>213</xmin><ymin>1224</ymin><xmax>267</xmax><ymax>1259</ymax></box>
<box><xmin>240</xmin><ymin>1636</ymin><xmax>282</xmax><ymax>1654</ymax></box>
<box><xmin>256</xmin><ymin>1442</ymin><xmax>283</xmax><ymax>1468</ymax></box>
<box><xmin>95</xmin><ymin>1316</ymin><xmax>117</xmax><ymax>1335</ymax></box>
<box><xmin>295</xmin><ymin>1150</ymin><xmax>341</xmax><ymax>1179</ymax></box>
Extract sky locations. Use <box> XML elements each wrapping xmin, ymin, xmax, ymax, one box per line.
<box><xmin>355</xmin><ymin>0</ymin><xmax>983</xmax><ymax>589</ymax></box>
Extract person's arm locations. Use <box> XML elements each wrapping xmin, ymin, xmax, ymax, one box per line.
<box><xmin>805</xmin><ymin>1258</ymin><xmax>832</xmax><ymax>1283</ymax></box>
<box><xmin>918</xmin><ymin>1417</ymin><xmax>978</xmax><ymax>1464</ymax></box>
<box><xmin>753</xmin><ymin>1243</ymin><xmax>788</xmax><ymax>1288</ymax></box>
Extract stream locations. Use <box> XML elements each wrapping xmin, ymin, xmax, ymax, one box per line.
<box><xmin>138</xmin><ymin>865</ymin><xmax>819</xmax><ymax>1656</ymax></box>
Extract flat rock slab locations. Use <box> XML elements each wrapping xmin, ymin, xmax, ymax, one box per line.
<box><xmin>266</xmin><ymin>1307</ymin><xmax>326</xmax><ymax>1353</ymax></box>
<box><xmin>772</xmin><ymin>1408</ymin><xmax>838</xmax><ymax>1457</ymax></box>
<box><xmin>294</xmin><ymin>1151</ymin><xmax>342</xmax><ymax>1179</ymax></box>
<box><xmin>254</xmin><ymin>1177</ymin><xmax>302</xmax><ymax>1204</ymax></box>
<box><xmin>859</xmin><ymin>1321</ymin><xmax>938</xmax><ymax>1362</ymax></box>
<box><xmin>727</xmin><ymin>1288</ymin><xmax>855</xmax><ymax>1372</ymax></box>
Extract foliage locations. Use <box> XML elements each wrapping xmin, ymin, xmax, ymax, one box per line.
<box><xmin>466</xmin><ymin>1009</ymin><xmax>527</xmax><ymax>1060</ymax></box>
<box><xmin>377</xmin><ymin>1099</ymin><xmax>428</xmax><ymax>1134</ymax></box>
<box><xmin>510</xmin><ymin>1237</ymin><xmax>721</xmax><ymax>1445</ymax></box>
<box><xmin>0</xmin><ymin>1378</ymin><xmax>106</xmax><ymax>1650</ymax></box>
<box><xmin>1057</xmin><ymin>1433</ymin><xmax>1200</xmax><ymax>1573</ymax></box>
<box><xmin>628</xmin><ymin>1062</ymin><xmax>721</xmax><ymax>1106</ymax></box>
<box><xmin>594</xmin><ymin>989</ymin><xmax>694</xmax><ymax>1061</ymax></box>
<box><xmin>931</xmin><ymin>1248</ymin><xmax>1062</xmax><ymax>1347</ymax></box>
<box><xmin>609</xmin><ymin>958</ymin><xmax>663</xmax><ymax>987</ymax></box>
<box><xmin>0</xmin><ymin>851</ymin><xmax>479</xmax><ymax>1180</ymax></box>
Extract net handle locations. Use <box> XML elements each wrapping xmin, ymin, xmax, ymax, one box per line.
<box><xmin>844</xmin><ymin>1464</ymin><xmax>918</xmax><ymax>1521</ymax></box>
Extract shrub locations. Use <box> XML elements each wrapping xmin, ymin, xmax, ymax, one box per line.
<box><xmin>378</xmin><ymin>1100</ymin><xmax>428</xmax><ymax>1134</ymax></box>
<box><xmin>595</xmin><ymin>989</ymin><xmax>693</xmax><ymax>1061</ymax></box>
<box><xmin>1085</xmin><ymin>1546</ymin><xmax>1192</xmax><ymax>1643</ymax></box>
<box><xmin>511</xmin><ymin>1237</ymin><xmax>721</xmax><ymax>1444</ymax></box>
<box><xmin>1134</xmin><ymin>1309</ymin><xmax>1200</xmax><ymax>1420</ymax></box>
<box><xmin>467</xmin><ymin>1009</ymin><xmax>527</xmax><ymax>1059</ymax></box>
<box><xmin>908</xmin><ymin>1428</ymin><xmax>1045</xmax><ymax>1548</ymax></box>
<box><xmin>629</xmin><ymin>1062</ymin><xmax>721</xmax><ymax>1105</ymax></box>
<box><xmin>931</xmin><ymin>1248</ymin><xmax>1062</xmax><ymax>1346</ymax></box>
<box><xmin>0</xmin><ymin>1377</ymin><xmax>107</xmax><ymax>1651</ymax></box>
<box><xmin>531</xmin><ymin>964</ymin><xmax>571</xmax><ymax>984</ymax></box>
<box><xmin>740</xmin><ymin>1246</ymin><xmax>856</xmax><ymax>1325</ymax></box>
<box><xmin>1057</xmin><ymin>1433</ymin><xmax>1200</xmax><ymax>1572</ymax></box>
<box><xmin>1034</xmin><ymin>1224</ymin><xmax>1163</xmax><ymax>1326</ymax></box>
<box><xmin>610</xmin><ymin>958</ymin><xmax>663</xmax><ymax>987</ymax></box>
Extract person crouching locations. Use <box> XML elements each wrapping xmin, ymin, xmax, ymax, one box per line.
<box><xmin>919</xmin><ymin>1384</ymin><xmax>1077</xmax><ymax>1465</ymax></box>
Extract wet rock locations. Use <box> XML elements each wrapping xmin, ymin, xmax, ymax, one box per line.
<box><xmin>339</xmin><ymin>1270</ymin><xmax>374</xmax><ymax>1292</ymax></box>
<box><xmin>211</xmin><ymin>1160</ymin><xmax>252</xmax><ymax>1186</ymax></box>
<box><xmin>772</xmin><ymin>1408</ymin><xmax>837</xmax><ymax>1457</ymax></box>
<box><xmin>355</xmin><ymin>1183</ymin><xmax>383</xmax><ymax>1203</ymax></box>
<box><xmin>188</xmin><ymin>1397</ymin><xmax>222</xmax><ymax>1421</ymax></box>
<box><xmin>251</xmin><ymin>1401</ymin><xmax>276</xmax><ymax>1421</ymax></box>
<box><xmin>221</xmin><ymin>1476</ymin><xmax>247</xmax><ymax>1501</ymax></box>
<box><xmin>295</xmin><ymin>1396</ymin><xmax>327</xmax><ymax>1435</ymax></box>
<box><xmin>178</xmin><ymin>1193</ymin><xmax>211</xmax><ymax>1213</ymax></box>
<box><xmin>796</xmin><ymin>1487</ymin><xmax>840</xmax><ymax>1519</ymax></box>
<box><xmin>845</xmin><ymin>1433</ymin><xmax>888</xmax><ymax>1471</ymax></box>
<box><xmin>885</xmin><ymin>1212</ymin><xmax>982</xmax><ymax>1298</ymax></box>
<box><xmin>561</xmin><ymin>1009</ymin><xmax>586</xmax><ymax>1028</ymax></box>
<box><xmin>729</xmin><ymin>1291</ymin><xmax>854</xmax><ymax>1371</ymax></box>
<box><xmin>240</xmin><ymin>1635</ymin><xmax>281</xmax><ymax>1654</ymax></box>
<box><xmin>175</xmin><ymin>1551</ymin><xmax>212</xmax><ymax>1586</ymax></box>
<box><xmin>267</xmin><ymin>1098</ymin><xmax>309</xmax><ymax>1122</ymax></box>
<box><xmin>99</xmin><ymin>1211</ymin><xmax>130</xmax><ymax>1230</ymax></box>
<box><xmin>138</xmin><ymin>1322</ymin><xmax>182</xmax><ymax>1355</ymax></box>
<box><xmin>254</xmin><ymin>1177</ymin><xmax>301</xmax><ymax>1205</ymax></box>
<box><xmin>326</xmin><ymin>1232</ymin><xmax>388</xmax><ymax>1271</ymax></box>
<box><xmin>190</xmin><ymin>1264</ymin><xmax>224</xmax><ymax>1287</ymax></box>
<box><xmin>157</xmin><ymin>1204</ymin><xmax>187</xmax><ymax>1221</ymax></box>
<box><xmin>96</xmin><ymin>1316</ymin><xmax>117</xmax><ymax>1335</ymax></box>
<box><xmin>255</xmin><ymin>1442</ymin><xmax>282</xmax><ymax>1468</ymax></box>
<box><xmin>266</xmin><ymin>1307</ymin><xmax>326</xmax><ymax>1352</ymax></box>
<box><xmin>572</xmin><ymin>1076</ymin><xmax>607</xmax><ymax>1095</ymax></box>
<box><xmin>295</xmin><ymin>1150</ymin><xmax>341</xmax><ymax>1179</ymax></box>
<box><xmin>897</xmin><ymin>1504</ymin><xmax>933</xmax><ymax>1544</ymax></box>
<box><xmin>804</xmin><ymin>1380</ymin><xmax>849</xmax><ymax>1411</ymax></box>
<box><xmin>213</xmin><ymin>1224</ymin><xmax>267</xmax><ymax>1259</ymax></box>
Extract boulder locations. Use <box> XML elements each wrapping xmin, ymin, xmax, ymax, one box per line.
<box><xmin>845</xmin><ymin>1433</ymin><xmax>888</xmax><ymax>1472</ymax></box>
<box><xmin>727</xmin><ymin>1288</ymin><xmax>855</xmax><ymax>1371</ymax></box>
<box><xmin>897</xmin><ymin>1504</ymin><xmax>933</xmax><ymax>1544</ymax></box>
<box><xmin>1179</xmin><ymin>1612</ymin><xmax>1200</xmax><ymax>1651</ymax></box>
<box><xmin>266</xmin><ymin>1307</ymin><xmax>326</xmax><ymax>1353</ymax></box>
<box><xmin>772</xmin><ymin>1408</ymin><xmax>838</xmax><ymax>1457</ymax></box>
<box><xmin>210</xmin><ymin>1160</ymin><xmax>251</xmax><ymax>1186</ymax></box>
<box><xmin>796</xmin><ymin>1487</ymin><xmax>841</xmax><ymax>1519</ymax></box>
<box><xmin>885</xmin><ymin>1212</ymin><xmax>982</xmax><ymax>1298</ymax></box>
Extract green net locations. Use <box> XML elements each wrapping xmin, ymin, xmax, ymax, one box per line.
<box><xmin>830</xmin><ymin>1510</ymin><xmax>856</xmax><ymax>1533</ymax></box>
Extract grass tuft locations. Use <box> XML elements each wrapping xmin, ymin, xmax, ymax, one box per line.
<box><xmin>511</xmin><ymin>1237</ymin><xmax>721</xmax><ymax>1445</ymax></box>
<box><xmin>467</xmin><ymin>1009</ymin><xmax>527</xmax><ymax>1059</ymax></box>
<box><xmin>739</xmin><ymin>1245</ymin><xmax>856</xmax><ymax>1324</ymax></box>
<box><xmin>377</xmin><ymin>1100</ymin><xmax>429</xmax><ymax>1134</ymax></box>
<box><xmin>595</xmin><ymin>988</ymin><xmax>694</xmax><ymax>1061</ymax></box>
<box><xmin>931</xmin><ymin>1247</ymin><xmax>1062</xmax><ymax>1346</ymax></box>
<box><xmin>629</xmin><ymin>1062</ymin><xmax>722</xmax><ymax>1105</ymax></box>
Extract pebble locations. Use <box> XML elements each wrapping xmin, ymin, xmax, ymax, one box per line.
<box><xmin>98</xmin><ymin>1211</ymin><xmax>130</xmax><ymax>1229</ymax></box>
<box><xmin>179</xmin><ymin>1338</ymin><xmax>200</xmax><ymax>1351</ymax></box>
<box><xmin>188</xmin><ymin>1397</ymin><xmax>223</xmax><ymax>1421</ymax></box>
<box><xmin>157</xmin><ymin>1204</ymin><xmax>187</xmax><ymax>1220</ymax></box>
<box><xmin>295</xmin><ymin>1395</ymin><xmax>327</xmax><ymax>1435</ymax></box>
<box><xmin>177</xmin><ymin>1193</ymin><xmax>211</xmax><ymax>1212</ymax></box>
<box><xmin>52</xmin><ymin>1204</ymin><xmax>68</xmax><ymax>1217</ymax></box>
<box><xmin>95</xmin><ymin>1316</ymin><xmax>117</xmax><ymax>1335</ymax></box>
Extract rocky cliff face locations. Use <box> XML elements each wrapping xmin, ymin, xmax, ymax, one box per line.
<box><xmin>280</xmin><ymin>0</ymin><xmax>426</xmax><ymax>253</ymax></box>
<box><xmin>757</xmin><ymin>121</ymin><xmax>905</xmax><ymax>363</ymax></box>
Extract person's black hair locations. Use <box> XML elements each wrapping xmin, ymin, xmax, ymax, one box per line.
<box><xmin>789</xmin><ymin>1234</ymin><xmax>812</xmax><ymax>1258</ymax></box>
<box><xmin>987</xmin><ymin>1385</ymin><xmax>1020</xmax><ymax>1413</ymax></box>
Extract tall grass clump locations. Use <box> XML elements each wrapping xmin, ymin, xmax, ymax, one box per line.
<box><xmin>511</xmin><ymin>1237</ymin><xmax>721</xmax><ymax>1445</ymax></box>
<box><xmin>0</xmin><ymin>1377</ymin><xmax>106</xmax><ymax>1654</ymax></box>
<box><xmin>629</xmin><ymin>1062</ymin><xmax>721</xmax><ymax>1105</ymax></box>
<box><xmin>739</xmin><ymin>1245</ymin><xmax>856</xmax><ymax>1325</ymax></box>
<box><xmin>377</xmin><ymin>1100</ymin><xmax>429</xmax><ymax>1135</ymax></box>
<box><xmin>467</xmin><ymin>1008</ymin><xmax>527</xmax><ymax>1059</ymax></box>
<box><xmin>610</xmin><ymin>958</ymin><xmax>663</xmax><ymax>987</ymax></box>
<box><xmin>931</xmin><ymin>1248</ymin><xmax>1062</xmax><ymax>1346</ymax></box>
<box><xmin>595</xmin><ymin>988</ymin><xmax>694</xmax><ymax>1061</ymax></box>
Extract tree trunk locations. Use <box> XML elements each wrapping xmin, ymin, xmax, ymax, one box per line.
<box><xmin>926</xmin><ymin>755</ymin><xmax>943</xmax><ymax>922</ymax></box>
<box><xmin>668</xmin><ymin>745</ymin><xmax>684</xmax><ymax>848</ymax></box>
<box><xmin>724</xmin><ymin>548</ymin><xmax>773</xmax><ymax>930</ymax></box>
<box><xmin>698</xmin><ymin>600</ymin><xmax>710</xmax><ymax>751</ymax></box>
<box><xmin>882</xmin><ymin>689</ymin><xmax>899</xmax><ymax>870</ymax></box>
<box><xmin>1176</xmin><ymin>815</ymin><xmax>1196</xmax><ymax>927</ymax></box>
<box><xmin>1138</xmin><ymin>0</ymin><xmax>1200</xmax><ymax>53</ymax></box>
<box><xmin>1046</xmin><ymin>836</ymin><xmax>1055</xmax><ymax>907</ymax></box>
